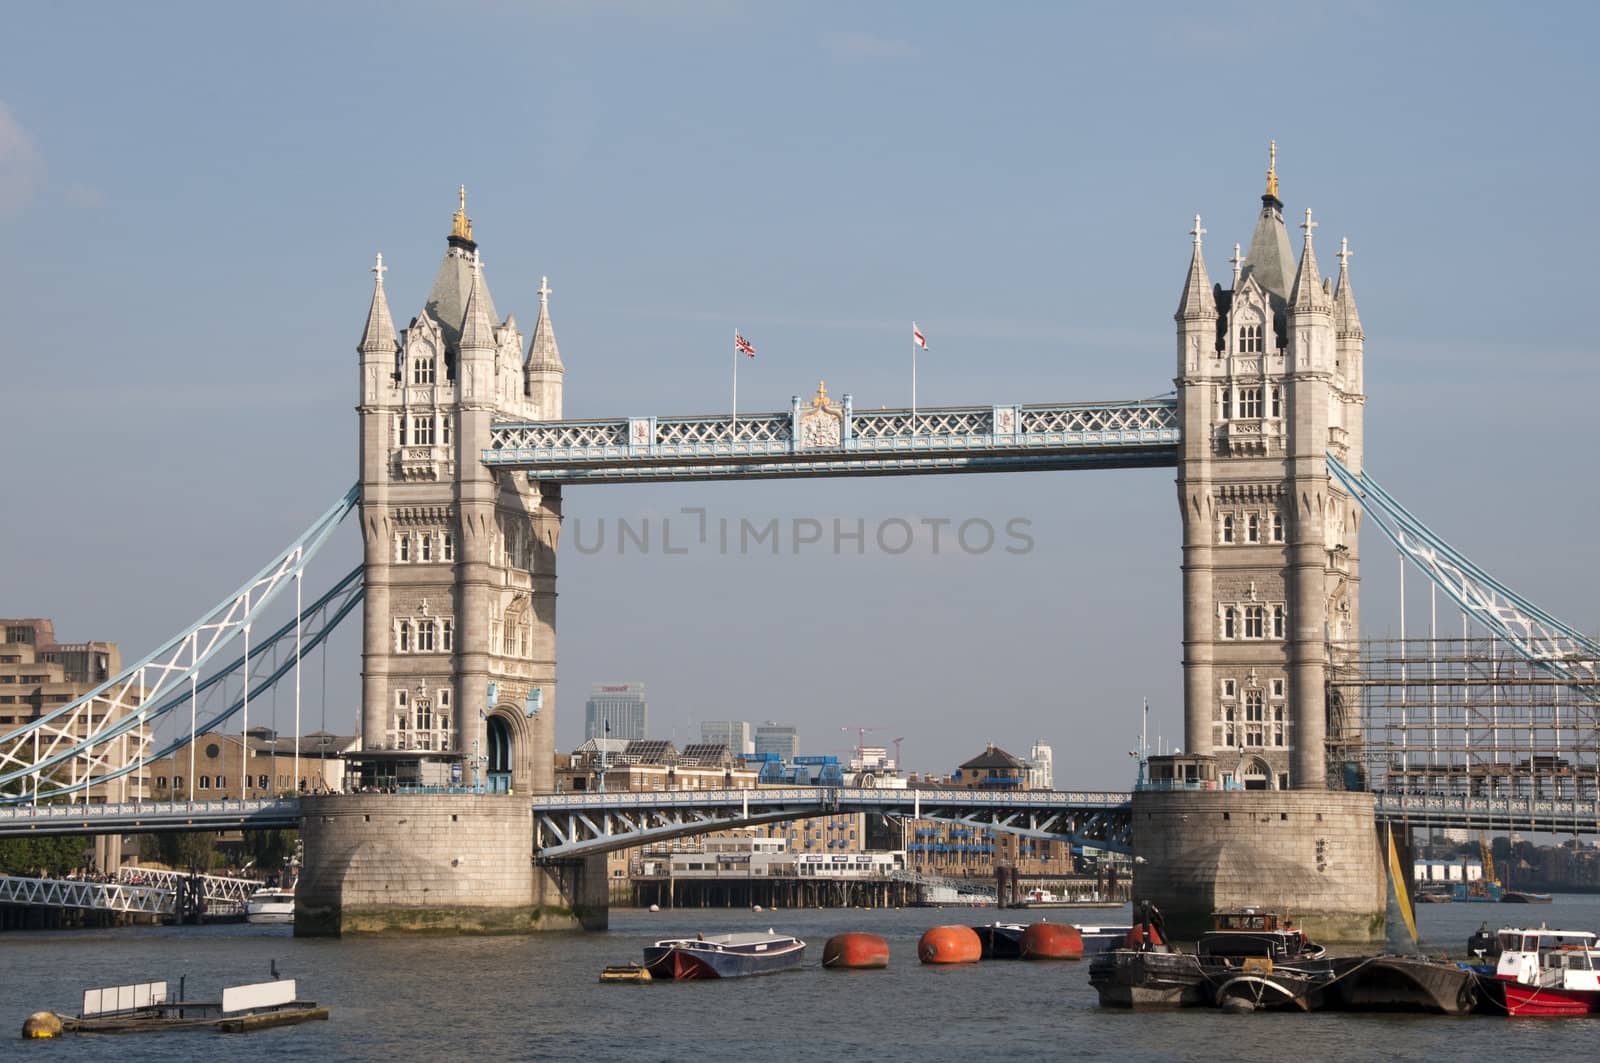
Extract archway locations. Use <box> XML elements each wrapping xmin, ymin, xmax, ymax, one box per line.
<box><xmin>1241</xmin><ymin>757</ymin><xmax>1271</xmax><ymax>791</ymax></box>
<box><xmin>487</xmin><ymin>714</ymin><xmax>513</xmax><ymax>794</ymax></box>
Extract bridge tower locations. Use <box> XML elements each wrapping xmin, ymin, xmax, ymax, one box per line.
<box><xmin>355</xmin><ymin>190</ymin><xmax>563</xmax><ymax>795</ymax></box>
<box><xmin>1174</xmin><ymin>145</ymin><xmax>1365</xmax><ymax>792</ymax></box>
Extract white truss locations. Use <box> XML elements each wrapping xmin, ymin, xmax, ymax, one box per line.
<box><xmin>0</xmin><ymin>488</ymin><xmax>359</xmax><ymax>803</ymax></box>
<box><xmin>1374</xmin><ymin>793</ymin><xmax>1600</xmax><ymax>834</ymax></box>
<box><xmin>119</xmin><ymin>866</ymin><xmax>265</xmax><ymax>905</ymax></box>
<box><xmin>0</xmin><ymin>873</ymin><xmax>174</xmax><ymax>915</ymax></box>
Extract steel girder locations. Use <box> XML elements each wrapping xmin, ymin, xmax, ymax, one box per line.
<box><xmin>485</xmin><ymin>399</ymin><xmax>1180</xmax><ymax>482</ymax></box>
<box><xmin>118</xmin><ymin>866</ymin><xmax>265</xmax><ymax>905</ymax></box>
<box><xmin>0</xmin><ymin>488</ymin><xmax>360</xmax><ymax>803</ymax></box>
<box><xmin>0</xmin><ymin>797</ymin><xmax>301</xmax><ymax>838</ymax></box>
<box><xmin>530</xmin><ymin>787</ymin><xmax>1134</xmax><ymax>860</ymax></box>
<box><xmin>1374</xmin><ymin>793</ymin><xmax>1600</xmax><ymax>835</ymax></box>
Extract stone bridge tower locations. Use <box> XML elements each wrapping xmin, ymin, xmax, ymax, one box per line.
<box><xmin>1174</xmin><ymin>147</ymin><xmax>1366</xmax><ymax>791</ymax></box>
<box><xmin>354</xmin><ymin>190</ymin><xmax>564</xmax><ymax>794</ymax></box>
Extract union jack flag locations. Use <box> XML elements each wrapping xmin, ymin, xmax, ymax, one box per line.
<box><xmin>735</xmin><ymin>331</ymin><xmax>756</xmax><ymax>358</ymax></box>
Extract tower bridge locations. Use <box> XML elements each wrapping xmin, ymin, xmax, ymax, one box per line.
<box><xmin>4</xmin><ymin>153</ymin><xmax>1597</xmax><ymax>939</ymax></box>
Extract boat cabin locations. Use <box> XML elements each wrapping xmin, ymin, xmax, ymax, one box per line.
<box><xmin>1212</xmin><ymin>908</ymin><xmax>1286</xmax><ymax>933</ymax></box>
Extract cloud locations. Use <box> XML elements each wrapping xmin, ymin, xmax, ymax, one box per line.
<box><xmin>824</xmin><ymin>31</ymin><xmax>918</xmax><ymax>62</ymax></box>
<box><xmin>0</xmin><ymin>101</ymin><xmax>45</xmax><ymax>220</ymax></box>
<box><xmin>62</xmin><ymin>182</ymin><xmax>107</xmax><ymax>209</ymax></box>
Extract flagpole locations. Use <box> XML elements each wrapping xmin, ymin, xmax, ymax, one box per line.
<box><xmin>732</xmin><ymin>328</ymin><xmax>738</xmax><ymax>430</ymax></box>
<box><xmin>911</xmin><ymin>322</ymin><xmax>918</xmax><ymax>428</ymax></box>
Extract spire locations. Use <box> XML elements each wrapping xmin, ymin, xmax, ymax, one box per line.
<box><xmin>1334</xmin><ymin>236</ymin><xmax>1363</xmax><ymax>336</ymax></box>
<box><xmin>1239</xmin><ymin>142</ymin><xmax>1294</xmax><ymax>303</ymax></box>
<box><xmin>451</xmin><ymin>184</ymin><xmax>474</xmax><ymax>244</ymax></box>
<box><xmin>1175</xmin><ymin>214</ymin><xmax>1216</xmax><ymax>320</ymax></box>
<box><xmin>459</xmin><ymin>252</ymin><xmax>495</xmax><ymax>351</ymax></box>
<box><xmin>526</xmin><ymin>274</ymin><xmax>564</xmax><ymax>371</ymax></box>
<box><xmin>358</xmin><ymin>252</ymin><xmax>398</xmax><ymax>354</ymax></box>
<box><xmin>1290</xmin><ymin>208</ymin><xmax>1329</xmax><ymax>310</ymax></box>
<box><xmin>1230</xmin><ymin>243</ymin><xmax>1243</xmax><ymax>287</ymax></box>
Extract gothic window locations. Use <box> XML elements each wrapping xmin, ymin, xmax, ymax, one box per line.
<box><xmin>1223</xmin><ymin>607</ymin><xmax>1237</xmax><ymax>639</ymax></box>
<box><xmin>1244</xmin><ymin>605</ymin><xmax>1265</xmax><ymax>639</ymax></box>
<box><xmin>200</xmin><ymin>775</ymin><xmax>211</xmax><ymax>790</ymax></box>
<box><xmin>216</xmin><ymin>775</ymin><xmax>227</xmax><ymax>790</ymax></box>
<box><xmin>412</xmin><ymin>415</ymin><xmax>436</xmax><ymax>446</ymax></box>
<box><xmin>1239</xmin><ymin>387</ymin><xmax>1263</xmax><ymax>418</ymax></box>
<box><xmin>490</xmin><ymin>622</ymin><xmax>504</xmax><ymax>656</ymax></box>
<box><xmin>1272</xmin><ymin>604</ymin><xmax>1287</xmax><ymax>639</ymax></box>
<box><xmin>413</xmin><ymin>354</ymin><xmax>436</xmax><ymax>385</ymax></box>
<box><xmin>1271</xmin><ymin>386</ymin><xmax>1283</xmax><ymax>418</ymax></box>
<box><xmin>1221</xmin><ymin>678</ymin><xmax>1237</xmax><ymax>699</ymax></box>
<box><xmin>441</xmin><ymin>619</ymin><xmax>453</xmax><ymax>652</ymax></box>
<box><xmin>1222</xmin><ymin>515</ymin><xmax>1235</xmax><ymax>544</ymax></box>
<box><xmin>1224</xmin><ymin>704</ymin><xmax>1237</xmax><ymax>748</ymax></box>
<box><xmin>442</xmin><ymin>533</ymin><xmax>455</xmax><ymax>562</ymax></box>
<box><xmin>393</xmin><ymin>415</ymin><xmax>406</xmax><ymax>446</ymax></box>
<box><xmin>1246</xmin><ymin>514</ymin><xmax>1261</xmax><ymax>543</ymax></box>
<box><xmin>397</xmin><ymin>621</ymin><xmax>412</xmax><ymax>653</ymax></box>
<box><xmin>1271</xmin><ymin>512</ymin><xmax>1285</xmax><ymax>543</ymax></box>
<box><xmin>416</xmin><ymin>699</ymin><xmax>434</xmax><ymax>732</ymax></box>
<box><xmin>397</xmin><ymin>535</ymin><xmax>411</xmax><ymax>563</ymax></box>
<box><xmin>1271</xmin><ymin>678</ymin><xmax>1285</xmax><ymax>698</ymax></box>
<box><xmin>1239</xmin><ymin>323</ymin><xmax>1263</xmax><ymax>354</ymax></box>
<box><xmin>396</xmin><ymin>688</ymin><xmax>408</xmax><ymax>712</ymax></box>
<box><xmin>1220</xmin><ymin>387</ymin><xmax>1232</xmax><ymax>420</ymax></box>
<box><xmin>1245</xmin><ymin>690</ymin><xmax>1265</xmax><ymax>746</ymax></box>
<box><xmin>420</xmin><ymin>534</ymin><xmax>433</xmax><ymax>562</ymax></box>
<box><xmin>442</xmin><ymin>415</ymin><xmax>453</xmax><ymax>446</ymax></box>
<box><xmin>417</xmin><ymin>622</ymin><xmax>435</xmax><ymax>652</ymax></box>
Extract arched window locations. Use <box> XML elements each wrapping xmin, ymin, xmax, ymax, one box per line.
<box><xmin>1223</xmin><ymin>607</ymin><xmax>1237</xmax><ymax>639</ymax></box>
<box><xmin>1246</xmin><ymin>514</ymin><xmax>1261</xmax><ymax>543</ymax></box>
<box><xmin>1271</xmin><ymin>512</ymin><xmax>1285</xmax><ymax>543</ymax></box>
<box><xmin>1244</xmin><ymin>605</ymin><xmax>1265</xmax><ymax>639</ymax></box>
<box><xmin>412</xmin><ymin>414</ymin><xmax>435</xmax><ymax>446</ymax></box>
<box><xmin>1272</xmin><ymin>604</ymin><xmax>1287</xmax><ymax>639</ymax></box>
<box><xmin>1239</xmin><ymin>323</ymin><xmax>1263</xmax><ymax>353</ymax></box>
<box><xmin>1222</xmin><ymin>515</ymin><xmax>1235</xmax><ymax>544</ymax></box>
<box><xmin>441</xmin><ymin>619</ymin><xmax>453</xmax><ymax>652</ymax></box>
<box><xmin>420</xmin><ymin>534</ymin><xmax>433</xmax><ymax>562</ymax></box>
<box><xmin>200</xmin><ymin>775</ymin><xmax>211</xmax><ymax>790</ymax></box>
<box><xmin>397</xmin><ymin>535</ymin><xmax>411</xmax><ymax>563</ymax></box>
<box><xmin>397</xmin><ymin>621</ymin><xmax>412</xmax><ymax>653</ymax></box>
<box><xmin>417</xmin><ymin>621</ymin><xmax>434</xmax><ymax>653</ymax></box>
<box><xmin>1271</xmin><ymin>386</ymin><xmax>1283</xmax><ymax>418</ymax></box>
<box><xmin>412</xmin><ymin>354</ymin><xmax>436</xmax><ymax>385</ymax></box>
<box><xmin>1239</xmin><ymin>387</ymin><xmax>1263</xmax><ymax>418</ymax></box>
<box><xmin>1220</xmin><ymin>387</ymin><xmax>1232</xmax><ymax>420</ymax></box>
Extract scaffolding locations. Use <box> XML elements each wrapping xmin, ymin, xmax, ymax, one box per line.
<box><xmin>1330</xmin><ymin>637</ymin><xmax>1600</xmax><ymax>802</ymax></box>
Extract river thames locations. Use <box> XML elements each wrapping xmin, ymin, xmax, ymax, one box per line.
<box><xmin>10</xmin><ymin>898</ymin><xmax>1600</xmax><ymax>1061</ymax></box>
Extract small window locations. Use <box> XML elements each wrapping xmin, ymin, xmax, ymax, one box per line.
<box><xmin>441</xmin><ymin>619</ymin><xmax>453</xmax><ymax>652</ymax></box>
<box><xmin>1244</xmin><ymin>605</ymin><xmax>1265</xmax><ymax>639</ymax></box>
<box><xmin>1222</xmin><ymin>515</ymin><xmax>1235</xmax><ymax>544</ymax></box>
<box><xmin>1239</xmin><ymin>387</ymin><xmax>1263</xmax><ymax>419</ymax></box>
<box><xmin>412</xmin><ymin>355</ymin><xmax>436</xmax><ymax>385</ymax></box>
<box><xmin>1271</xmin><ymin>386</ymin><xmax>1283</xmax><ymax>418</ymax></box>
<box><xmin>397</xmin><ymin>535</ymin><xmax>411</xmax><ymax>562</ymax></box>
<box><xmin>412</xmin><ymin>415</ymin><xmax>436</xmax><ymax>446</ymax></box>
<box><xmin>216</xmin><ymin>775</ymin><xmax>227</xmax><ymax>789</ymax></box>
<box><xmin>1272</xmin><ymin>605</ymin><xmax>1287</xmax><ymax>640</ymax></box>
<box><xmin>258</xmin><ymin>774</ymin><xmax>269</xmax><ymax>789</ymax></box>
<box><xmin>1221</xmin><ymin>679</ymin><xmax>1237</xmax><ymax>699</ymax></box>
<box><xmin>1270</xmin><ymin>678</ymin><xmax>1286</xmax><ymax>698</ymax></box>
<box><xmin>417</xmin><ymin>622</ymin><xmax>435</xmax><ymax>653</ymax></box>
<box><xmin>1246</xmin><ymin>513</ymin><xmax>1261</xmax><ymax>543</ymax></box>
<box><xmin>420</xmin><ymin>535</ymin><xmax>433</xmax><ymax>562</ymax></box>
<box><xmin>172</xmin><ymin>774</ymin><xmax>183</xmax><ymax>791</ymax></box>
<box><xmin>199</xmin><ymin>775</ymin><xmax>211</xmax><ymax>790</ymax></box>
<box><xmin>442</xmin><ymin>534</ymin><xmax>455</xmax><ymax>561</ymax></box>
<box><xmin>397</xmin><ymin>621</ymin><xmax>412</xmax><ymax>653</ymax></box>
<box><xmin>441</xmin><ymin>415</ymin><xmax>453</xmax><ymax>446</ymax></box>
<box><xmin>1239</xmin><ymin>324</ymin><xmax>1263</xmax><ymax>354</ymax></box>
<box><xmin>1271</xmin><ymin>512</ymin><xmax>1285</xmax><ymax>543</ymax></box>
<box><xmin>1223</xmin><ymin>607</ymin><xmax>1237</xmax><ymax>640</ymax></box>
<box><xmin>1220</xmin><ymin>387</ymin><xmax>1232</xmax><ymax>420</ymax></box>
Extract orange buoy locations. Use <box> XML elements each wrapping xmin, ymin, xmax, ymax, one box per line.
<box><xmin>823</xmin><ymin>932</ymin><xmax>890</xmax><ymax>970</ymax></box>
<box><xmin>918</xmin><ymin>925</ymin><xmax>982</xmax><ymax>965</ymax></box>
<box><xmin>1019</xmin><ymin>921</ymin><xmax>1083</xmax><ymax>960</ymax></box>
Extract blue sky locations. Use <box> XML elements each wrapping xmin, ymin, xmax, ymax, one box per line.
<box><xmin>3</xmin><ymin>2</ymin><xmax>1597</xmax><ymax>786</ymax></box>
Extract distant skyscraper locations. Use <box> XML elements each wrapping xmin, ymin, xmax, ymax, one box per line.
<box><xmin>1028</xmin><ymin>739</ymin><xmax>1055</xmax><ymax>790</ymax></box>
<box><xmin>584</xmin><ymin>682</ymin><xmax>647</xmax><ymax>742</ymax></box>
<box><xmin>700</xmin><ymin>720</ymin><xmax>752</xmax><ymax>755</ymax></box>
<box><xmin>754</xmin><ymin>722</ymin><xmax>799</xmax><ymax>761</ymax></box>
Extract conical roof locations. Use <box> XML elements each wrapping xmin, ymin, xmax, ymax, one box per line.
<box><xmin>459</xmin><ymin>254</ymin><xmax>496</xmax><ymax>351</ymax></box>
<box><xmin>1334</xmin><ymin>238</ymin><xmax>1363</xmax><ymax>336</ymax></box>
<box><xmin>1290</xmin><ymin>209</ymin><xmax>1329</xmax><ymax>311</ymax></box>
<box><xmin>1239</xmin><ymin>142</ymin><xmax>1294</xmax><ymax>303</ymax></box>
<box><xmin>526</xmin><ymin>275</ymin><xmax>563</xmax><ymax>370</ymax></box>
<box><xmin>424</xmin><ymin>244</ymin><xmax>500</xmax><ymax>353</ymax></box>
<box><xmin>1176</xmin><ymin>216</ymin><xmax>1217</xmax><ymax>320</ymax></box>
<box><xmin>358</xmin><ymin>253</ymin><xmax>398</xmax><ymax>354</ymax></box>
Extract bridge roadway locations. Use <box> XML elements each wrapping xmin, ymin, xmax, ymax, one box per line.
<box><xmin>2</xmin><ymin>790</ymin><xmax>1596</xmax><ymax>844</ymax></box>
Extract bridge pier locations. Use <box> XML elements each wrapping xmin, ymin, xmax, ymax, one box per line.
<box><xmin>296</xmin><ymin>795</ymin><xmax>606</xmax><ymax>935</ymax></box>
<box><xmin>1131</xmin><ymin>789</ymin><xmax>1385</xmax><ymax>942</ymax></box>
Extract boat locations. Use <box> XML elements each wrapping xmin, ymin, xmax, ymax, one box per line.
<box><xmin>1197</xmin><ymin>908</ymin><xmax>1326</xmax><ymax>962</ymax></box>
<box><xmin>244</xmin><ymin>887</ymin><xmax>295</xmax><ymax>924</ymax></box>
<box><xmin>1501</xmin><ymin>891</ymin><xmax>1554</xmax><ymax>904</ymax></box>
<box><xmin>1089</xmin><ymin>902</ymin><xmax>1211</xmax><ymax>1008</ymax></box>
<box><xmin>971</xmin><ymin>921</ymin><xmax>1028</xmax><ymax>959</ymax></box>
<box><xmin>1316</xmin><ymin>955</ymin><xmax>1479</xmax><ymax>1015</ymax></box>
<box><xmin>30</xmin><ymin>973</ymin><xmax>326</xmax><ymax>1036</ymax></box>
<box><xmin>1481</xmin><ymin>926</ymin><xmax>1600</xmax><ymax>1015</ymax></box>
<box><xmin>1076</xmin><ymin>924</ymin><xmax>1135</xmax><ymax>955</ymax></box>
<box><xmin>641</xmin><ymin>930</ymin><xmax>806</xmax><ymax>980</ymax></box>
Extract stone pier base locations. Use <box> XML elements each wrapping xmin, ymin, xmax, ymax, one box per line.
<box><xmin>1131</xmin><ymin>789</ymin><xmax>1385</xmax><ymax>943</ymax></box>
<box><xmin>295</xmin><ymin>794</ymin><xmax>608</xmax><ymax>935</ymax></box>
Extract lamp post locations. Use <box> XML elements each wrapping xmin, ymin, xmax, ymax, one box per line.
<box><xmin>470</xmin><ymin>738</ymin><xmax>485</xmax><ymax>794</ymax></box>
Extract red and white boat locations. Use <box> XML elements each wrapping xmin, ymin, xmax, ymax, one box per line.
<box><xmin>1491</xmin><ymin>926</ymin><xmax>1600</xmax><ymax>1016</ymax></box>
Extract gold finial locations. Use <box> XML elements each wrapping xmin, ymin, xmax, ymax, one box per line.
<box><xmin>1265</xmin><ymin>140</ymin><xmax>1278</xmax><ymax>199</ymax></box>
<box><xmin>452</xmin><ymin>184</ymin><xmax>473</xmax><ymax>240</ymax></box>
<box><xmin>812</xmin><ymin>380</ymin><xmax>832</xmax><ymax>408</ymax></box>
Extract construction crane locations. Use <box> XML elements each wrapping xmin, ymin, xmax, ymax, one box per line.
<box><xmin>892</xmin><ymin>737</ymin><xmax>905</xmax><ymax>770</ymax></box>
<box><xmin>840</xmin><ymin>725</ymin><xmax>881</xmax><ymax>764</ymax></box>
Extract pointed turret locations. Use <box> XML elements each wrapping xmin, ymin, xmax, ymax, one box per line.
<box><xmin>423</xmin><ymin>187</ymin><xmax>500</xmax><ymax>353</ymax></box>
<box><xmin>1175</xmin><ymin>215</ymin><xmax>1218</xmax><ymax>321</ymax></box>
<box><xmin>1239</xmin><ymin>141</ymin><xmax>1295</xmax><ymax>303</ymax></box>
<box><xmin>459</xmin><ymin>252</ymin><xmax>496</xmax><ymax>352</ymax></box>
<box><xmin>359</xmin><ymin>253</ymin><xmax>398</xmax><ymax>354</ymax></box>
<box><xmin>526</xmin><ymin>276</ymin><xmax>564</xmax><ymax>370</ymax></box>
<box><xmin>525</xmin><ymin>276</ymin><xmax>566</xmax><ymax>418</ymax></box>
<box><xmin>1290</xmin><ymin>208</ymin><xmax>1330</xmax><ymax>310</ymax></box>
<box><xmin>1334</xmin><ymin>237</ymin><xmax>1363</xmax><ymax>338</ymax></box>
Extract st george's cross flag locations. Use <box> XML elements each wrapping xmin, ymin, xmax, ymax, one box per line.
<box><xmin>912</xmin><ymin>323</ymin><xmax>928</xmax><ymax>350</ymax></box>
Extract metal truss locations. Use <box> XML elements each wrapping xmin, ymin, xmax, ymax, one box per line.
<box><xmin>118</xmin><ymin>866</ymin><xmax>265</xmax><ymax>905</ymax></box>
<box><xmin>530</xmin><ymin>787</ymin><xmax>1133</xmax><ymax>860</ymax></box>
<box><xmin>0</xmin><ymin>873</ymin><xmax>175</xmax><ymax>915</ymax></box>
<box><xmin>0</xmin><ymin>499</ymin><xmax>363</xmax><ymax>806</ymax></box>
<box><xmin>1374</xmin><ymin>792</ymin><xmax>1600</xmax><ymax>835</ymax></box>
<box><xmin>1328</xmin><ymin>455</ymin><xmax>1600</xmax><ymax>693</ymax></box>
<box><xmin>485</xmin><ymin>399</ymin><xmax>1179</xmax><ymax>482</ymax></box>
<box><xmin>0</xmin><ymin>797</ymin><xmax>302</xmax><ymax>838</ymax></box>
